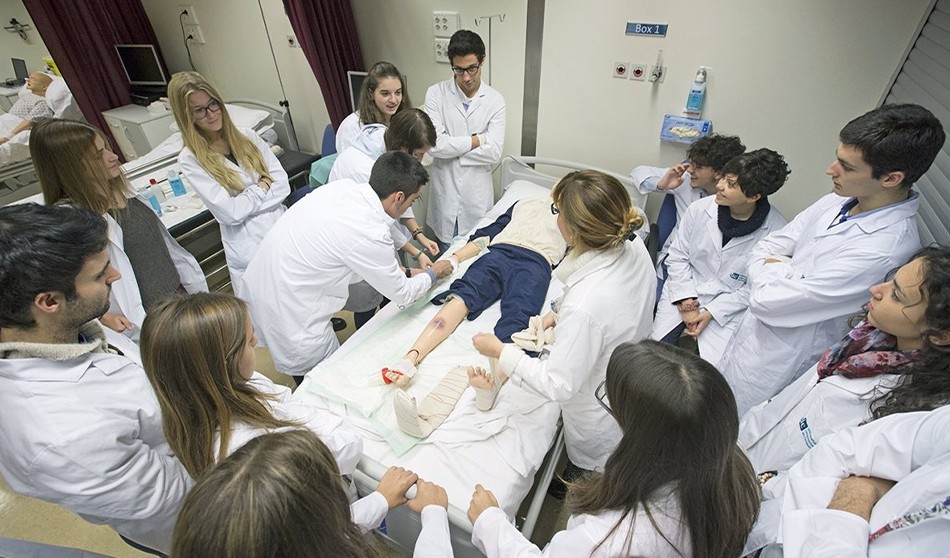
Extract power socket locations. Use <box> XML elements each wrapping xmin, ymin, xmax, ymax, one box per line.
<box><xmin>629</xmin><ymin>63</ymin><xmax>647</xmax><ymax>81</ymax></box>
<box><xmin>178</xmin><ymin>5</ymin><xmax>198</xmax><ymax>24</ymax></box>
<box><xmin>433</xmin><ymin>11</ymin><xmax>459</xmax><ymax>38</ymax></box>
<box><xmin>434</xmin><ymin>38</ymin><xmax>450</xmax><ymax>64</ymax></box>
<box><xmin>184</xmin><ymin>23</ymin><xmax>205</xmax><ymax>45</ymax></box>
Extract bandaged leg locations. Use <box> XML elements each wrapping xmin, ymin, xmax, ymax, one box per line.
<box><xmin>383</xmin><ymin>297</ymin><xmax>469</xmax><ymax>385</ymax></box>
<box><xmin>467</xmin><ymin>358</ymin><xmax>508</xmax><ymax>412</ymax></box>
<box><xmin>393</xmin><ymin>365</ymin><xmax>471</xmax><ymax>438</ymax></box>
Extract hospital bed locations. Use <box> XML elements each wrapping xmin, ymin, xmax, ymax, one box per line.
<box><xmin>295</xmin><ymin>156</ymin><xmax>646</xmax><ymax>556</ymax></box>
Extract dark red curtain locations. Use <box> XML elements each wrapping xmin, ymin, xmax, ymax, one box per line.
<box><xmin>282</xmin><ymin>0</ymin><xmax>364</xmax><ymax>128</ymax></box>
<box><xmin>22</xmin><ymin>0</ymin><xmax>170</xmax><ymax>158</ymax></box>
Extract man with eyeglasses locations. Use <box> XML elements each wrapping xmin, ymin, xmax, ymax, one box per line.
<box><xmin>424</xmin><ymin>29</ymin><xmax>506</xmax><ymax>254</ymax></box>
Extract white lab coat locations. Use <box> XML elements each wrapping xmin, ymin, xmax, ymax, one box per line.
<box><xmin>739</xmin><ymin>364</ymin><xmax>900</xmax><ymax>474</ymax></box>
<box><xmin>242</xmin><ymin>179</ymin><xmax>434</xmax><ymax>375</ymax></box>
<box><xmin>629</xmin><ymin>165</ymin><xmax>704</xmax><ymax>267</ymax></box>
<box><xmin>178</xmin><ymin>127</ymin><xmax>289</xmax><ymax>299</ymax></box>
<box><xmin>425</xmin><ymin>79</ymin><xmax>506</xmax><ymax>242</ymax></box>
<box><xmin>498</xmin><ymin>239</ymin><xmax>656</xmax><ymax>471</ymax></box>
<box><xmin>471</xmin><ymin>487</ymin><xmax>689</xmax><ymax>557</ymax></box>
<box><xmin>652</xmin><ymin>196</ymin><xmax>786</xmax><ymax>364</ymax></box>
<box><xmin>0</xmin><ymin>327</ymin><xmax>192</xmax><ymax>554</ymax></box>
<box><xmin>335</xmin><ymin>111</ymin><xmax>362</xmax><ymax>155</ymax></box>
<box><xmin>717</xmin><ymin>192</ymin><xmax>920</xmax><ymax>414</ymax></box>
<box><xmin>776</xmin><ymin>406</ymin><xmax>950</xmax><ymax>557</ymax></box>
<box><xmin>105</xmin><ymin>199</ymin><xmax>208</xmax><ymax>342</ymax></box>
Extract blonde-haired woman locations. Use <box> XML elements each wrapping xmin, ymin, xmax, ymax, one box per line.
<box><xmin>471</xmin><ymin>170</ymin><xmax>656</xmax><ymax>477</ymax></box>
<box><xmin>168</xmin><ymin>71</ymin><xmax>290</xmax><ymax>298</ymax></box>
<box><xmin>141</xmin><ymin>292</ymin><xmax>417</xmax><ymax>531</ymax></box>
<box><xmin>31</xmin><ymin>118</ymin><xmax>207</xmax><ymax>341</ymax></box>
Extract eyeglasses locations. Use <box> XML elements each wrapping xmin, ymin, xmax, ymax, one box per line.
<box><xmin>193</xmin><ymin>99</ymin><xmax>222</xmax><ymax>120</ymax></box>
<box><xmin>595</xmin><ymin>379</ymin><xmax>613</xmax><ymax>417</ymax></box>
<box><xmin>451</xmin><ymin>64</ymin><xmax>482</xmax><ymax>76</ymax></box>
<box><xmin>550</xmin><ymin>202</ymin><xmax>559</xmax><ymax>215</ymax></box>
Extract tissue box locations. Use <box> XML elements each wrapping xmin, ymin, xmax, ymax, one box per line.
<box><xmin>660</xmin><ymin>115</ymin><xmax>712</xmax><ymax>144</ymax></box>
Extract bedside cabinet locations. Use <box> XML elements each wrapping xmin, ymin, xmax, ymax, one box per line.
<box><xmin>102</xmin><ymin>104</ymin><xmax>175</xmax><ymax>161</ymax></box>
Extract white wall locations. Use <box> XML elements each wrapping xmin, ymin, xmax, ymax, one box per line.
<box><xmin>142</xmin><ymin>0</ymin><xmax>330</xmax><ymax>153</ymax></box>
<box><xmin>352</xmin><ymin>0</ymin><xmax>932</xmax><ymax>219</ymax></box>
<box><xmin>1</xmin><ymin>1</ymin><xmax>51</xmax><ymax>76</ymax></box>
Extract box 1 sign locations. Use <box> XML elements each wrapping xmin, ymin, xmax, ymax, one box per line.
<box><xmin>625</xmin><ymin>22</ymin><xmax>668</xmax><ymax>37</ymax></box>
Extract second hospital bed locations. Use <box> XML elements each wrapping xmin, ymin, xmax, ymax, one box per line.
<box><xmin>295</xmin><ymin>157</ymin><xmax>647</xmax><ymax>556</ymax></box>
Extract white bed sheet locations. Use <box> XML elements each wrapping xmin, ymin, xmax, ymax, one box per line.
<box><xmin>295</xmin><ymin>180</ymin><xmax>564</xmax><ymax>519</ymax></box>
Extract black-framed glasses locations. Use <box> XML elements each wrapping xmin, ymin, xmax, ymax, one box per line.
<box><xmin>595</xmin><ymin>379</ymin><xmax>612</xmax><ymax>417</ymax></box>
<box><xmin>451</xmin><ymin>63</ymin><xmax>482</xmax><ymax>76</ymax></box>
<box><xmin>550</xmin><ymin>202</ymin><xmax>559</xmax><ymax>215</ymax></box>
<box><xmin>193</xmin><ymin>99</ymin><xmax>222</xmax><ymax>120</ymax></box>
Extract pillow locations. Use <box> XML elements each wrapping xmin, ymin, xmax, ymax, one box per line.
<box><xmin>44</xmin><ymin>77</ymin><xmax>82</xmax><ymax>119</ymax></box>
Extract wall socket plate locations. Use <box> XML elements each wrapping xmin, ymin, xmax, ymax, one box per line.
<box><xmin>184</xmin><ymin>23</ymin><xmax>205</xmax><ymax>45</ymax></box>
<box><xmin>286</xmin><ymin>34</ymin><xmax>299</xmax><ymax>48</ymax></box>
<box><xmin>613</xmin><ymin>62</ymin><xmax>629</xmax><ymax>79</ymax></box>
<box><xmin>434</xmin><ymin>38</ymin><xmax>450</xmax><ymax>63</ymax></box>
<box><xmin>433</xmin><ymin>11</ymin><xmax>460</xmax><ymax>38</ymax></box>
<box><xmin>178</xmin><ymin>5</ymin><xmax>198</xmax><ymax>24</ymax></box>
<box><xmin>629</xmin><ymin>63</ymin><xmax>647</xmax><ymax>81</ymax></box>
<box><xmin>649</xmin><ymin>64</ymin><xmax>667</xmax><ymax>83</ymax></box>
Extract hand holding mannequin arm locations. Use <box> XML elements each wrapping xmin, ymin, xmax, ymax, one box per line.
<box><xmin>400</xmin><ymin>216</ymin><xmax>440</xmax><ymax>256</ymax></box>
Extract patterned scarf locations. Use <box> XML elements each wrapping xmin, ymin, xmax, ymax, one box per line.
<box><xmin>869</xmin><ymin>494</ymin><xmax>950</xmax><ymax>542</ymax></box>
<box><xmin>816</xmin><ymin>322</ymin><xmax>919</xmax><ymax>380</ymax></box>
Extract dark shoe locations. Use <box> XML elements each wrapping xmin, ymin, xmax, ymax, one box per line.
<box><xmin>332</xmin><ymin>317</ymin><xmax>347</xmax><ymax>331</ymax></box>
<box><xmin>546</xmin><ymin>462</ymin><xmax>588</xmax><ymax>500</ymax></box>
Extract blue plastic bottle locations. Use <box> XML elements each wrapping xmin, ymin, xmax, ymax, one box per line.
<box><xmin>168</xmin><ymin>170</ymin><xmax>187</xmax><ymax>196</ymax></box>
<box><xmin>140</xmin><ymin>186</ymin><xmax>163</xmax><ymax>216</ymax></box>
<box><xmin>685</xmin><ymin>67</ymin><xmax>707</xmax><ymax>118</ymax></box>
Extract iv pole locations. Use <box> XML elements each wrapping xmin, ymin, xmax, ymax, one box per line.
<box><xmin>475</xmin><ymin>14</ymin><xmax>505</xmax><ymax>85</ymax></box>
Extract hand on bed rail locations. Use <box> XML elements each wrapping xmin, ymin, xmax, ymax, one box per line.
<box><xmin>407</xmin><ymin>480</ymin><xmax>448</xmax><ymax>513</ymax></box>
<box><xmin>467</xmin><ymin>484</ymin><xmax>500</xmax><ymax>524</ymax></box>
<box><xmin>375</xmin><ymin>466</ymin><xmax>419</xmax><ymax>509</ymax></box>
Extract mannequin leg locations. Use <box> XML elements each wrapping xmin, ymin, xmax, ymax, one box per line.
<box><xmin>382</xmin><ymin>297</ymin><xmax>470</xmax><ymax>385</ymax></box>
<box><xmin>467</xmin><ymin>358</ymin><xmax>507</xmax><ymax>411</ymax></box>
<box><xmin>394</xmin><ymin>365</ymin><xmax>471</xmax><ymax>437</ymax></box>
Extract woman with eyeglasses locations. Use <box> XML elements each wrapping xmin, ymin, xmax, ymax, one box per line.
<box><xmin>336</xmin><ymin>61</ymin><xmax>412</xmax><ymax>154</ymax></box>
<box><xmin>31</xmin><ymin>118</ymin><xmax>207</xmax><ymax>341</ymax></box>
<box><xmin>169</xmin><ymin>71</ymin><xmax>289</xmax><ymax>298</ymax></box>
<box><xmin>468</xmin><ymin>171</ymin><xmax>655</xmax><ymax>481</ymax></box>
<box><xmin>463</xmin><ymin>340</ymin><xmax>760</xmax><ymax>558</ymax></box>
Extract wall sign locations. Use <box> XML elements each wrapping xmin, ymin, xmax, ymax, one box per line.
<box><xmin>625</xmin><ymin>22</ymin><xmax>668</xmax><ymax>37</ymax></box>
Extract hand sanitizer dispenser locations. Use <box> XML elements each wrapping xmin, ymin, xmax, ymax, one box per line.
<box><xmin>685</xmin><ymin>67</ymin><xmax>707</xmax><ymax>119</ymax></box>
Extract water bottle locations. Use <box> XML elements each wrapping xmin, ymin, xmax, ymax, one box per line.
<box><xmin>168</xmin><ymin>169</ymin><xmax>187</xmax><ymax>197</ymax></box>
<box><xmin>140</xmin><ymin>184</ymin><xmax>163</xmax><ymax>216</ymax></box>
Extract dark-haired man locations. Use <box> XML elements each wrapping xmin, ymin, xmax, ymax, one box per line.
<box><xmin>0</xmin><ymin>203</ymin><xmax>191</xmax><ymax>555</ymax></box>
<box><xmin>243</xmin><ymin>151</ymin><xmax>453</xmax><ymax>382</ymax></box>
<box><xmin>425</xmin><ymin>29</ymin><xmax>507</xmax><ymax>253</ymax></box>
<box><xmin>719</xmin><ymin>103</ymin><xmax>946</xmax><ymax>414</ymax></box>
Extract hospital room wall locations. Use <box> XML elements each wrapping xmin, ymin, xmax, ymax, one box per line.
<box><xmin>142</xmin><ymin>0</ymin><xmax>330</xmax><ymax>154</ymax></box>
<box><xmin>2</xmin><ymin>1</ymin><xmax>51</xmax><ymax>75</ymax></box>
<box><xmin>352</xmin><ymin>0</ymin><xmax>933</xmax><ymax>221</ymax></box>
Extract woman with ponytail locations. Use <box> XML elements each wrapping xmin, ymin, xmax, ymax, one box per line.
<box><xmin>469</xmin><ymin>170</ymin><xmax>656</xmax><ymax>475</ymax></box>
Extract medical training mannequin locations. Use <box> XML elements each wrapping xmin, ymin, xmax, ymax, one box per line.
<box><xmin>467</xmin><ymin>170</ymin><xmax>655</xmax><ymax>477</ymax></box>
<box><xmin>173</xmin><ymin>429</ymin><xmax>455</xmax><ymax>558</ymax></box>
<box><xmin>381</xmin><ymin>182</ymin><xmax>570</xmax><ymax>387</ymax></box>
<box><xmin>141</xmin><ymin>292</ymin><xmax>422</xmax><ymax>531</ymax></box>
<box><xmin>652</xmin><ymin>148</ymin><xmax>790</xmax><ymax>364</ymax></box>
<box><xmin>32</xmin><ymin>118</ymin><xmax>207</xmax><ymax>341</ymax></box>
<box><xmin>336</xmin><ymin>61</ymin><xmax>412</xmax><ymax>154</ymax></box>
<box><xmin>739</xmin><ymin>246</ymin><xmax>950</xmax><ymax>554</ymax></box>
<box><xmin>0</xmin><ymin>72</ymin><xmax>53</xmax><ymax>144</ymax></box>
<box><xmin>169</xmin><ymin>71</ymin><xmax>290</xmax><ymax>299</ymax></box>
<box><xmin>458</xmin><ymin>340</ymin><xmax>760</xmax><ymax>558</ymax></box>
<box><xmin>718</xmin><ymin>104</ymin><xmax>945</xmax><ymax>415</ymax></box>
<box><xmin>425</xmin><ymin>29</ymin><xmax>506</xmax><ymax>251</ymax></box>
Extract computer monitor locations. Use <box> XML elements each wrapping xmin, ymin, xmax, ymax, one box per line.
<box><xmin>11</xmin><ymin>58</ymin><xmax>28</xmax><ymax>83</ymax></box>
<box><xmin>347</xmin><ymin>70</ymin><xmax>367</xmax><ymax>112</ymax></box>
<box><xmin>114</xmin><ymin>44</ymin><xmax>167</xmax><ymax>87</ymax></box>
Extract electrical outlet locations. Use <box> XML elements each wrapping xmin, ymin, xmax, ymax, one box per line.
<box><xmin>613</xmin><ymin>62</ymin><xmax>629</xmax><ymax>79</ymax></box>
<box><xmin>433</xmin><ymin>11</ymin><xmax>460</xmax><ymax>38</ymax></box>
<box><xmin>178</xmin><ymin>5</ymin><xmax>198</xmax><ymax>24</ymax></box>
<box><xmin>286</xmin><ymin>34</ymin><xmax>299</xmax><ymax>48</ymax></box>
<box><xmin>629</xmin><ymin>63</ymin><xmax>647</xmax><ymax>81</ymax></box>
<box><xmin>184</xmin><ymin>23</ymin><xmax>205</xmax><ymax>45</ymax></box>
<box><xmin>434</xmin><ymin>38</ymin><xmax>450</xmax><ymax>64</ymax></box>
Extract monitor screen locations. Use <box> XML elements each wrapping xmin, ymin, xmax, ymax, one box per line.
<box><xmin>115</xmin><ymin>44</ymin><xmax>167</xmax><ymax>86</ymax></box>
<box><xmin>11</xmin><ymin>58</ymin><xmax>27</xmax><ymax>81</ymax></box>
<box><xmin>347</xmin><ymin>70</ymin><xmax>367</xmax><ymax>112</ymax></box>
